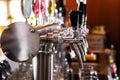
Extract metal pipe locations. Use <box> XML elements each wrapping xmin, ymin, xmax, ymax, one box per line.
<box><xmin>77</xmin><ymin>43</ymin><xmax>86</xmax><ymax>61</ymax></box>
<box><xmin>32</xmin><ymin>54</ymin><xmax>40</xmax><ymax>80</ymax></box>
<box><xmin>70</xmin><ymin>43</ymin><xmax>83</xmax><ymax>68</ymax></box>
<box><xmin>80</xmin><ymin>40</ymin><xmax>87</xmax><ymax>55</ymax></box>
<box><xmin>32</xmin><ymin>44</ymin><xmax>54</xmax><ymax>80</ymax></box>
<box><xmin>34</xmin><ymin>23</ymin><xmax>62</xmax><ymax>35</ymax></box>
<box><xmin>39</xmin><ymin>52</ymin><xmax>46</xmax><ymax>80</ymax></box>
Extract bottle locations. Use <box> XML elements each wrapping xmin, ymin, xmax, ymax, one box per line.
<box><xmin>109</xmin><ymin>44</ymin><xmax>119</xmax><ymax>80</ymax></box>
<box><xmin>111</xmin><ymin>63</ymin><xmax>119</xmax><ymax>80</ymax></box>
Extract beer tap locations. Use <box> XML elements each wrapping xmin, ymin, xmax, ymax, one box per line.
<box><xmin>69</xmin><ymin>10</ymin><xmax>84</xmax><ymax>68</ymax></box>
<box><xmin>67</xmin><ymin>0</ymin><xmax>88</xmax><ymax>68</ymax></box>
<box><xmin>77</xmin><ymin>42</ymin><xmax>86</xmax><ymax>61</ymax></box>
<box><xmin>0</xmin><ymin>0</ymin><xmax>89</xmax><ymax>80</ymax></box>
<box><xmin>76</xmin><ymin>0</ymin><xmax>88</xmax><ymax>57</ymax></box>
<box><xmin>69</xmin><ymin>10</ymin><xmax>78</xmax><ymax>38</ymax></box>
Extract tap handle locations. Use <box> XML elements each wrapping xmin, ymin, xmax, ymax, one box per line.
<box><xmin>77</xmin><ymin>0</ymin><xmax>87</xmax><ymax>27</ymax></box>
<box><xmin>83</xmin><ymin>0</ymin><xmax>87</xmax><ymax>25</ymax></box>
<box><xmin>70</xmin><ymin>10</ymin><xmax>78</xmax><ymax>30</ymax></box>
<box><xmin>76</xmin><ymin>0</ymin><xmax>84</xmax><ymax>27</ymax></box>
<box><xmin>33</xmin><ymin>0</ymin><xmax>40</xmax><ymax>17</ymax></box>
<box><xmin>78</xmin><ymin>1</ymin><xmax>84</xmax><ymax>12</ymax></box>
<box><xmin>78</xmin><ymin>11</ymin><xmax>83</xmax><ymax>27</ymax></box>
<box><xmin>83</xmin><ymin>0</ymin><xmax>87</xmax><ymax>15</ymax></box>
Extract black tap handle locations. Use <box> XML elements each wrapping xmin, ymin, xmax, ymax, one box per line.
<box><xmin>76</xmin><ymin>0</ymin><xmax>84</xmax><ymax>27</ymax></box>
<box><xmin>78</xmin><ymin>11</ymin><xmax>83</xmax><ymax>27</ymax></box>
<box><xmin>83</xmin><ymin>4</ymin><xmax>86</xmax><ymax>17</ymax></box>
<box><xmin>78</xmin><ymin>1</ymin><xmax>87</xmax><ymax>26</ymax></box>
<box><xmin>83</xmin><ymin>3</ymin><xmax>87</xmax><ymax>25</ymax></box>
<box><xmin>78</xmin><ymin>0</ymin><xmax>86</xmax><ymax>14</ymax></box>
<box><xmin>78</xmin><ymin>2</ymin><xmax>84</xmax><ymax>12</ymax></box>
<box><xmin>70</xmin><ymin>10</ymin><xmax>78</xmax><ymax>30</ymax></box>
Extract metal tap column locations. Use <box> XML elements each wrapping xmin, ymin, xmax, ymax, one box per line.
<box><xmin>32</xmin><ymin>44</ymin><xmax>53</xmax><ymax>80</ymax></box>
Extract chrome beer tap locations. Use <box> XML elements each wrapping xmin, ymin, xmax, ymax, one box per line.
<box><xmin>69</xmin><ymin>10</ymin><xmax>84</xmax><ymax>68</ymax></box>
<box><xmin>76</xmin><ymin>0</ymin><xmax>88</xmax><ymax>57</ymax></box>
<box><xmin>0</xmin><ymin>0</ymin><xmax>88</xmax><ymax>80</ymax></box>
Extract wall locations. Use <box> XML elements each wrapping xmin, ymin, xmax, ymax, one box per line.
<box><xmin>66</xmin><ymin>0</ymin><xmax>120</xmax><ymax>50</ymax></box>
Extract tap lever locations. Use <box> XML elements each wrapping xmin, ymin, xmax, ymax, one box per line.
<box><xmin>70</xmin><ymin>10</ymin><xmax>78</xmax><ymax>30</ymax></box>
